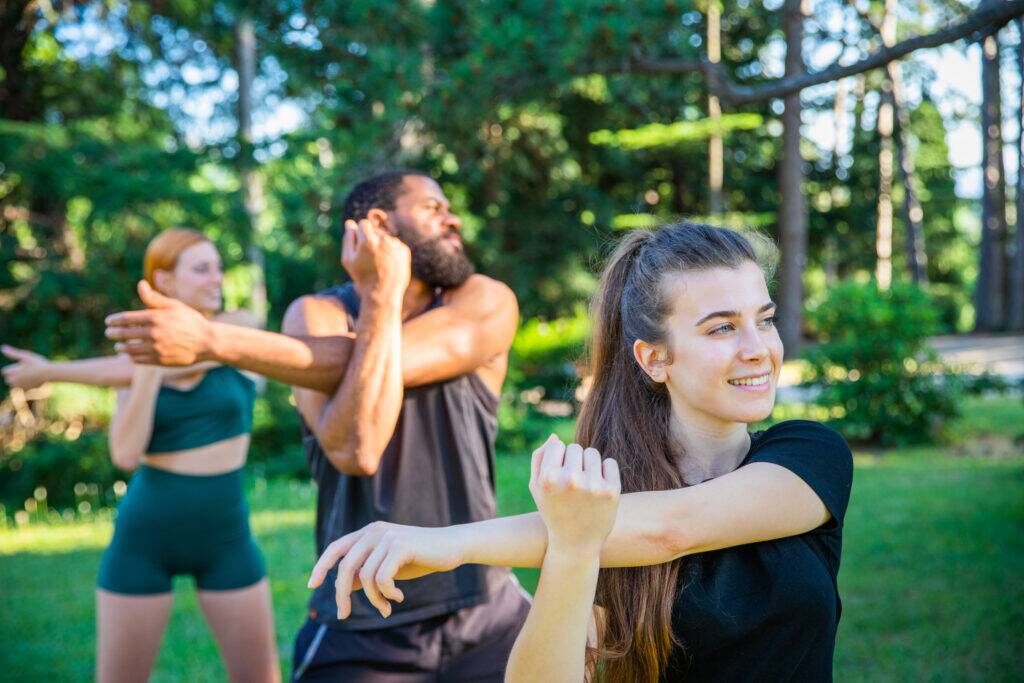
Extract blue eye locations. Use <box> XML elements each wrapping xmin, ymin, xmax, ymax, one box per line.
<box><xmin>709</xmin><ymin>323</ymin><xmax>733</xmax><ymax>335</ymax></box>
<box><xmin>759</xmin><ymin>315</ymin><xmax>778</xmax><ymax>328</ymax></box>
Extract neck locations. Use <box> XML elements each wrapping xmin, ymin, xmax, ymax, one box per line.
<box><xmin>668</xmin><ymin>406</ymin><xmax>750</xmax><ymax>485</ymax></box>
<box><xmin>401</xmin><ymin>278</ymin><xmax>434</xmax><ymax>321</ymax></box>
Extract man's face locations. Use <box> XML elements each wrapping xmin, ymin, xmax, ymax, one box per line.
<box><xmin>386</xmin><ymin>176</ymin><xmax>474</xmax><ymax>288</ymax></box>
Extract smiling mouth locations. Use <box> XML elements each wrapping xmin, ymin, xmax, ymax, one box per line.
<box><xmin>727</xmin><ymin>373</ymin><xmax>771</xmax><ymax>387</ymax></box>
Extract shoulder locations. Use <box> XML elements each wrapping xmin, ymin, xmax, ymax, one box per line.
<box><xmin>450</xmin><ymin>274</ymin><xmax>516</xmax><ymax>302</ymax></box>
<box><xmin>752</xmin><ymin>420</ymin><xmax>852</xmax><ymax>464</ymax></box>
<box><xmin>447</xmin><ymin>275</ymin><xmax>518</xmax><ymax>313</ymax></box>
<box><xmin>283</xmin><ymin>293</ymin><xmax>350</xmax><ymax>335</ymax></box>
<box><xmin>214</xmin><ymin>309</ymin><xmax>262</xmax><ymax>329</ymax></box>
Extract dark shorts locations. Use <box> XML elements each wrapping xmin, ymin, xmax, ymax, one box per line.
<box><xmin>292</xmin><ymin>576</ymin><xmax>531</xmax><ymax>682</ymax></box>
<box><xmin>97</xmin><ymin>466</ymin><xmax>266</xmax><ymax>594</ymax></box>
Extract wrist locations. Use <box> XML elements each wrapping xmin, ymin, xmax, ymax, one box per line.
<box><xmin>203</xmin><ymin>320</ymin><xmax>226</xmax><ymax>363</ymax></box>
<box><xmin>543</xmin><ymin>542</ymin><xmax>602</xmax><ymax>570</ymax></box>
<box><xmin>546</xmin><ymin>534</ymin><xmax>604</xmax><ymax>561</ymax></box>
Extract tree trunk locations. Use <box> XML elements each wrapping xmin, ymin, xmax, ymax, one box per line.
<box><xmin>707</xmin><ymin>0</ymin><xmax>725</xmax><ymax>216</ymax></box>
<box><xmin>0</xmin><ymin>0</ymin><xmax>37</xmax><ymax>121</ymax></box>
<box><xmin>777</xmin><ymin>0</ymin><xmax>808</xmax><ymax>354</ymax></box>
<box><xmin>1008</xmin><ymin>18</ymin><xmax>1024</xmax><ymax>332</ymax></box>
<box><xmin>874</xmin><ymin>0</ymin><xmax>896</xmax><ymax>290</ymax></box>
<box><xmin>235</xmin><ymin>17</ymin><xmax>268</xmax><ymax>324</ymax></box>
<box><xmin>891</xmin><ymin>60</ymin><xmax>929</xmax><ymax>287</ymax></box>
<box><xmin>975</xmin><ymin>31</ymin><xmax>1008</xmax><ymax>331</ymax></box>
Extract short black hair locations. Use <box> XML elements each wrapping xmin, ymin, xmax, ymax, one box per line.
<box><xmin>340</xmin><ymin>169</ymin><xmax>432</xmax><ymax>224</ymax></box>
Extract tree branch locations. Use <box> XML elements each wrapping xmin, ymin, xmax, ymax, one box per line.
<box><xmin>609</xmin><ymin>0</ymin><xmax>1024</xmax><ymax>105</ymax></box>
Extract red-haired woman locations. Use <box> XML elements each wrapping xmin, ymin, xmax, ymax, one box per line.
<box><xmin>308</xmin><ymin>222</ymin><xmax>853</xmax><ymax>682</ymax></box>
<box><xmin>3</xmin><ymin>229</ymin><xmax>279</xmax><ymax>683</ymax></box>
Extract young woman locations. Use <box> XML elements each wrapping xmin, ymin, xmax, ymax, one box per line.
<box><xmin>4</xmin><ymin>229</ymin><xmax>279</xmax><ymax>683</ymax></box>
<box><xmin>308</xmin><ymin>222</ymin><xmax>853</xmax><ymax>681</ymax></box>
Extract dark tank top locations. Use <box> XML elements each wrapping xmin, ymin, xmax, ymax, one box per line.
<box><xmin>302</xmin><ymin>283</ymin><xmax>509</xmax><ymax>630</ymax></box>
<box><xmin>146</xmin><ymin>366</ymin><xmax>255</xmax><ymax>454</ymax></box>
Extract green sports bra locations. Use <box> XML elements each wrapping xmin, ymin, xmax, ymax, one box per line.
<box><xmin>145</xmin><ymin>366</ymin><xmax>256</xmax><ymax>455</ymax></box>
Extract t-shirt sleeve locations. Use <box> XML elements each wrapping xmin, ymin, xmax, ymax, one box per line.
<box><xmin>747</xmin><ymin>420</ymin><xmax>854</xmax><ymax>530</ymax></box>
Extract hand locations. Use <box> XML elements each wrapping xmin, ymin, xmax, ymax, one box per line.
<box><xmin>105</xmin><ymin>281</ymin><xmax>214</xmax><ymax>366</ymax></box>
<box><xmin>1</xmin><ymin>346</ymin><xmax>53</xmax><ymax>389</ymax></box>
<box><xmin>530</xmin><ymin>435</ymin><xmax>620</xmax><ymax>555</ymax></box>
<box><xmin>341</xmin><ymin>219</ymin><xmax>411</xmax><ymax>296</ymax></box>
<box><xmin>307</xmin><ymin>521</ymin><xmax>465</xmax><ymax>620</ymax></box>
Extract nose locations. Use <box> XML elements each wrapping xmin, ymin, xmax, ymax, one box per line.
<box><xmin>445</xmin><ymin>210</ymin><xmax>462</xmax><ymax>232</ymax></box>
<box><xmin>738</xmin><ymin>324</ymin><xmax>769</xmax><ymax>363</ymax></box>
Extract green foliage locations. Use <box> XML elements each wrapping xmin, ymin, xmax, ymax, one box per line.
<box><xmin>802</xmin><ymin>279</ymin><xmax>961</xmax><ymax>445</ymax></box>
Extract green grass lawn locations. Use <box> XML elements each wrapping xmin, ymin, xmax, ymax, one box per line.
<box><xmin>1</xmin><ymin>397</ymin><xmax>1021</xmax><ymax>681</ymax></box>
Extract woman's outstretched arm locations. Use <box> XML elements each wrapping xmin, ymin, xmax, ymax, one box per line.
<box><xmin>2</xmin><ymin>346</ymin><xmax>218</xmax><ymax>389</ymax></box>
<box><xmin>310</xmin><ymin>434</ymin><xmax>837</xmax><ymax>617</ymax></box>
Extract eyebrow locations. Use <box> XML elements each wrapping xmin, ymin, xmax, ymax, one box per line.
<box><xmin>694</xmin><ymin>302</ymin><xmax>777</xmax><ymax>326</ymax></box>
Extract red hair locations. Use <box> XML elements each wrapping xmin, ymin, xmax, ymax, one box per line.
<box><xmin>143</xmin><ymin>228</ymin><xmax>211</xmax><ymax>288</ymax></box>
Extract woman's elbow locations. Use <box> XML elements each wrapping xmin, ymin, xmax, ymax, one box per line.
<box><xmin>109</xmin><ymin>447</ymin><xmax>140</xmax><ymax>472</ymax></box>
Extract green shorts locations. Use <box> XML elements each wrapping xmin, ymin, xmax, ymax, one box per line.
<box><xmin>98</xmin><ymin>465</ymin><xmax>266</xmax><ymax>595</ymax></box>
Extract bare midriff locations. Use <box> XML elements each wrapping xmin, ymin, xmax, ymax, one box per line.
<box><xmin>141</xmin><ymin>433</ymin><xmax>250</xmax><ymax>475</ymax></box>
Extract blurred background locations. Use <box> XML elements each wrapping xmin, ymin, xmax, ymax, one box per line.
<box><xmin>1</xmin><ymin>1</ymin><xmax>1022</xmax><ymax>680</ymax></box>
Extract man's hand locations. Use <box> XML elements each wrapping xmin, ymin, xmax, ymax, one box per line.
<box><xmin>1</xmin><ymin>346</ymin><xmax>53</xmax><ymax>389</ymax></box>
<box><xmin>105</xmin><ymin>281</ymin><xmax>214</xmax><ymax>366</ymax></box>
<box><xmin>342</xmin><ymin>219</ymin><xmax>411</xmax><ymax>296</ymax></box>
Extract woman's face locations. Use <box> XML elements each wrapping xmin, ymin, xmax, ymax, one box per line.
<box><xmin>155</xmin><ymin>241</ymin><xmax>223</xmax><ymax>315</ymax></box>
<box><xmin>649</xmin><ymin>260</ymin><xmax>783</xmax><ymax>430</ymax></box>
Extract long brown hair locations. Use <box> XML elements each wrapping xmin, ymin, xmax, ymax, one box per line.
<box><xmin>577</xmin><ymin>221</ymin><xmax>775</xmax><ymax>682</ymax></box>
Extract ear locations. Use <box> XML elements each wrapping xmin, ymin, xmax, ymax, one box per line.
<box><xmin>365</xmin><ymin>208</ymin><xmax>394</xmax><ymax>235</ymax></box>
<box><xmin>633</xmin><ymin>339</ymin><xmax>670</xmax><ymax>384</ymax></box>
<box><xmin>151</xmin><ymin>269</ymin><xmax>174</xmax><ymax>296</ymax></box>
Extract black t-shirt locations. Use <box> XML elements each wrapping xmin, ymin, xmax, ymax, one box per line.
<box><xmin>664</xmin><ymin>420</ymin><xmax>854</xmax><ymax>682</ymax></box>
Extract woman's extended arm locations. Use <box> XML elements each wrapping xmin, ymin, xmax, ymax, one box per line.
<box><xmin>310</xmin><ymin>436</ymin><xmax>831</xmax><ymax>610</ymax></box>
<box><xmin>107</xmin><ymin>365</ymin><xmax>164</xmax><ymax>471</ymax></box>
<box><xmin>2</xmin><ymin>345</ymin><xmax>218</xmax><ymax>389</ymax></box>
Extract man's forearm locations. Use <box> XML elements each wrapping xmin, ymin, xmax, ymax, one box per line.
<box><xmin>459</xmin><ymin>490</ymin><xmax>683</xmax><ymax>569</ymax></box>
<box><xmin>314</xmin><ymin>293</ymin><xmax>404</xmax><ymax>472</ymax></box>
<box><xmin>206</xmin><ymin>322</ymin><xmax>356</xmax><ymax>392</ymax></box>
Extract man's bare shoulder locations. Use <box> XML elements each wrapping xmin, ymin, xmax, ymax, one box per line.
<box><xmin>283</xmin><ymin>293</ymin><xmax>350</xmax><ymax>336</ymax></box>
<box><xmin>448</xmin><ymin>274</ymin><xmax>517</xmax><ymax>308</ymax></box>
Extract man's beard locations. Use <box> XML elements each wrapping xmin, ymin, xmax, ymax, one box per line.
<box><xmin>395</xmin><ymin>225</ymin><xmax>475</xmax><ymax>289</ymax></box>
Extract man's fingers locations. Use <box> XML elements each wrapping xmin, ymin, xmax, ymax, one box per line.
<box><xmin>106</xmin><ymin>325</ymin><xmax>156</xmax><ymax>342</ymax></box>
<box><xmin>137</xmin><ymin>280</ymin><xmax>177</xmax><ymax>309</ymax></box>
<box><xmin>104</xmin><ymin>310</ymin><xmax>155</xmax><ymax>329</ymax></box>
<box><xmin>342</xmin><ymin>220</ymin><xmax>357</xmax><ymax>261</ymax></box>
<box><xmin>309</xmin><ymin>532</ymin><xmax>361</xmax><ymax>588</ymax></box>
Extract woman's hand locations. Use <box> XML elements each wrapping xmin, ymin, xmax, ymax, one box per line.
<box><xmin>307</xmin><ymin>522</ymin><xmax>466</xmax><ymax>620</ymax></box>
<box><xmin>1</xmin><ymin>346</ymin><xmax>53</xmax><ymax>389</ymax></box>
<box><xmin>530</xmin><ymin>435</ymin><xmax>621</xmax><ymax>556</ymax></box>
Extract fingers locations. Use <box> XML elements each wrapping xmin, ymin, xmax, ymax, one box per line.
<box><xmin>603</xmin><ymin>458</ymin><xmax>621</xmax><ymax>493</ymax></box>
<box><xmin>106</xmin><ymin>325</ymin><xmax>156</xmax><ymax>342</ymax></box>
<box><xmin>530</xmin><ymin>434</ymin><xmax>560</xmax><ymax>485</ymax></box>
<box><xmin>308</xmin><ymin>531</ymin><xmax>362</xmax><ymax>588</ymax></box>
<box><xmin>358</xmin><ymin>541</ymin><xmax>394</xmax><ymax>618</ymax></box>
<box><xmin>1</xmin><ymin>345</ymin><xmax>29</xmax><ymax>361</ymax></box>
<box><xmin>539</xmin><ymin>436</ymin><xmax>567</xmax><ymax>483</ymax></box>
<box><xmin>373</xmin><ymin>547</ymin><xmax>408</xmax><ymax>604</ymax></box>
<box><xmin>342</xmin><ymin>220</ymin><xmax>357</xmax><ymax>261</ymax></box>
<box><xmin>334</xmin><ymin>535</ymin><xmax>377</xmax><ymax>620</ymax></box>
<box><xmin>104</xmin><ymin>309</ymin><xmax>155</xmax><ymax>329</ymax></box>
<box><xmin>137</xmin><ymin>280</ymin><xmax>175</xmax><ymax>309</ymax></box>
<box><xmin>583</xmin><ymin>447</ymin><xmax>603</xmax><ymax>486</ymax></box>
<box><xmin>564</xmin><ymin>443</ymin><xmax>584</xmax><ymax>476</ymax></box>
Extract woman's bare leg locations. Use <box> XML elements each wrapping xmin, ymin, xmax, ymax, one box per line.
<box><xmin>96</xmin><ymin>588</ymin><xmax>174</xmax><ymax>683</ymax></box>
<box><xmin>197</xmin><ymin>578</ymin><xmax>280</xmax><ymax>683</ymax></box>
